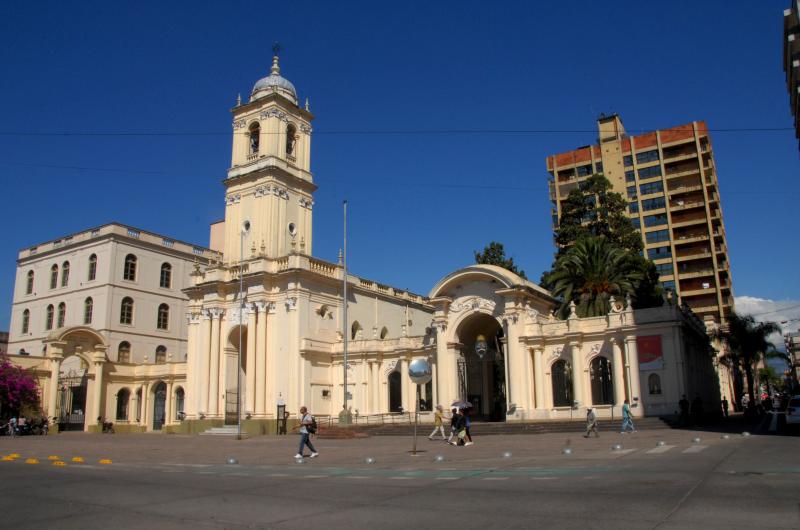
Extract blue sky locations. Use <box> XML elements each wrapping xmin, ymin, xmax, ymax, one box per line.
<box><xmin>1</xmin><ymin>0</ymin><xmax>798</xmax><ymax>335</ymax></box>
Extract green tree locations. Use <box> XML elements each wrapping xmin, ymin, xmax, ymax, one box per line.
<box><xmin>545</xmin><ymin>237</ymin><xmax>643</xmax><ymax>318</ymax></box>
<box><xmin>713</xmin><ymin>313</ymin><xmax>782</xmax><ymax>407</ymax></box>
<box><xmin>474</xmin><ymin>241</ymin><xmax>526</xmax><ymax>279</ymax></box>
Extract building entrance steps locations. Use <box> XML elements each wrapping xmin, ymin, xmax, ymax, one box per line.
<box><xmin>199</xmin><ymin>426</ymin><xmax>246</xmax><ymax>437</ymax></box>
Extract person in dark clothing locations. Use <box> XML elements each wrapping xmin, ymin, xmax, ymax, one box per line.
<box><xmin>449</xmin><ymin>410</ymin><xmax>467</xmax><ymax>446</ymax></box>
<box><xmin>679</xmin><ymin>395</ymin><xmax>691</xmax><ymax>427</ymax></box>
<box><xmin>721</xmin><ymin>397</ymin><xmax>729</xmax><ymax>418</ymax></box>
<box><xmin>446</xmin><ymin>408</ymin><xmax>459</xmax><ymax>444</ymax></box>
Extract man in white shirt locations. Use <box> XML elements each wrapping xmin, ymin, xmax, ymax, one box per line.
<box><xmin>295</xmin><ymin>406</ymin><xmax>319</xmax><ymax>459</ymax></box>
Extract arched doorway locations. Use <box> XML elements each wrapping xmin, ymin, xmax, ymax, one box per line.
<box><xmin>57</xmin><ymin>355</ymin><xmax>89</xmax><ymax>431</ymax></box>
<box><xmin>388</xmin><ymin>371</ymin><xmax>402</xmax><ymax>412</ymax></box>
<box><xmin>225</xmin><ymin>326</ymin><xmax>248</xmax><ymax>425</ymax></box>
<box><xmin>590</xmin><ymin>357</ymin><xmax>614</xmax><ymax>405</ymax></box>
<box><xmin>456</xmin><ymin>313</ymin><xmax>506</xmax><ymax>422</ymax></box>
<box><xmin>152</xmin><ymin>382</ymin><xmax>167</xmax><ymax>430</ymax></box>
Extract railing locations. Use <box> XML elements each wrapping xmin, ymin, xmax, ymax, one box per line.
<box><xmin>276</xmin><ymin>257</ymin><xmax>289</xmax><ymax>271</ymax></box>
<box><xmin>670</xmin><ymin>200</ymin><xmax>705</xmax><ymax>211</ymax></box>
<box><xmin>247</xmin><ymin>153</ymin><xmax>259</xmax><ymax>162</ymax></box>
<box><xmin>317</xmin><ymin>412</ymin><xmax>422</xmax><ymax>428</ymax></box>
<box><xmin>309</xmin><ymin>258</ymin><xmax>337</xmax><ymax>277</ymax></box>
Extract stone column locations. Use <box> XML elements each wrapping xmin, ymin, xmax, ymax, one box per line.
<box><xmin>199</xmin><ymin>310</ymin><xmax>211</xmax><ymax>416</ymax></box>
<box><xmin>245</xmin><ymin>305</ymin><xmax>257</xmax><ymax>414</ymax></box>
<box><xmin>91</xmin><ymin>349</ymin><xmax>107</xmax><ymax>428</ymax></box>
<box><xmin>165</xmin><ymin>381</ymin><xmax>174</xmax><ymax>426</ymax></box>
<box><xmin>433</xmin><ymin>322</ymin><xmax>455</xmax><ymax>406</ymax></box>
<box><xmin>625</xmin><ymin>335</ymin><xmax>643</xmax><ymax>417</ymax></box>
<box><xmin>208</xmin><ymin>309</ymin><xmax>222</xmax><ymax>417</ymax></box>
<box><xmin>431</xmin><ymin>358</ymin><xmax>439</xmax><ymax>408</ymax></box>
<box><xmin>533</xmin><ymin>347</ymin><xmax>545</xmax><ymax>410</ymax></box>
<box><xmin>504</xmin><ymin>315</ymin><xmax>525</xmax><ymax>416</ymax></box>
<box><xmin>570</xmin><ymin>341</ymin><xmax>583</xmax><ymax>408</ymax></box>
<box><xmin>47</xmin><ymin>348</ymin><xmax>64</xmax><ymax>419</ymax></box>
<box><xmin>141</xmin><ymin>383</ymin><xmax>150</xmax><ymax>429</ymax></box>
<box><xmin>611</xmin><ymin>338</ymin><xmax>626</xmax><ymax>409</ymax></box>
<box><xmin>400</xmin><ymin>357</ymin><xmax>410</xmax><ymax>413</ymax></box>
<box><xmin>185</xmin><ymin>312</ymin><xmax>199</xmax><ymax>419</ymax></box>
<box><xmin>255</xmin><ymin>301</ymin><xmax>268</xmax><ymax>416</ymax></box>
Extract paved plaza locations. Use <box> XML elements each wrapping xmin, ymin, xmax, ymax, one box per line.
<box><xmin>0</xmin><ymin>426</ymin><xmax>797</xmax><ymax>529</ymax></box>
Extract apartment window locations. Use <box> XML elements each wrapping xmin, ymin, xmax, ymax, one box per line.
<box><xmin>123</xmin><ymin>254</ymin><xmax>137</xmax><ymax>281</ymax></box>
<box><xmin>45</xmin><ymin>304</ymin><xmax>54</xmax><ymax>330</ymax></box>
<box><xmin>644</xmin><ymin>214</ymin><xmax>668</xmax><ymax>227</ymax></box>
<box><xmin>636</xmin><ymin>150</ymin><xmax>660</xmax><ymax>164</ymax></box>
<box><xmin>160</xmin><ymin>263</ymin><xmax>172</xmax><ymax>289</ymax></box>
<box><xmin>623</xmin><ymin>155</ymin><xmax>633</xmax><ymax>167</ymax></box>
<box><xmin>21</xmin><ymin>309</ymin><xmax>30</xmax><ymax>334</ymax></box>
<box><xmin>57</xmin><ymin>302</ymin><xmax>66</xmax><ymax>328</ymax></box>
<box><xmin>118</xmin><ymin>341</ymin><xmax>131</xmax><ymax>363</ymax></box>
<box><xmin>61</xmin><ymin>261</ymin><xmax>70</xmax><ymax>287</ymax></box>
<box><xmin>646</xmin><ymin>229</ymin><xmax>670</xmax><ymax>244</ymax></box>
<box><xmin>157</xmin><ymin>303</ymin><xmax>169</xmax><ymax>330</ymax></box>
<box><xmin>88</xmin><ymin>254</ymin><xmax>97</xmax><ymax>281</ymax></box>
<box><xmin>155</xmin><ymin>345</ymin><xmax>167</xmax><ymax>364</ymax></box>
<box><xmin>629</xmin><ymin>202</ymin><xmax>639</xmax><ymax>214</ymax></box>
<box><xmin>120</xmin><ymin>297</ymin><xmax>134</xmax><ymax>325</ymax></box>
<box><xmin>641</xmin><ymin>197</ymin><xmax>666</xmax><ymax>211</ymax></box>
<box><xmin>595</xmin><ymin>162</ymin><xmax>603</xmax><ymax>173</ymax></box>
<box><xmin>50</xmin><ymin>264</ymin><xmax>59</xmax><ymax>289</ymax></box>
<box><xmin>626</xmin><ymin>186</ymin><xmax>637</xmax><ymax>199</ymax></box>
<box><xmin>639</xmin><ymin>180</ymin><xmax>664</xmax><ymax>195</ymax></box>
<box><xmin>84</xmin><ymin>297</ymin><xmax>93</xmax><ymax>325</ymax></box>
<box><xmin>625</xmin><ymin>170</ymin><xmax>636</xmax><ymax>182</ymax></box>
<box><xmin>631</xmin><ymin>217</ymin><xmax>641</xmax><ymax>229</ymax></box>
<box><xmin>661</xmin><ymin>280</ymin><xmax>676</xmax><ymax>291</ymax></box>
<box><xmin>648</xmin><ymin>246</ymin><xmax>672</xmax><ymax>260</ymax></box>
<box><xmin>638</xmin><ymin>165</ymin><xmax>662</xmax><ymax>180</ymax></box>
<box><xmin>577</xmin><ymin>164</ymin><xmax>593</xmax><ymax>177</ymax></box>
<box><xmin>655</xmin><ymin>263</ymin><xmax>674</xmax><ymax>276</ymax></box>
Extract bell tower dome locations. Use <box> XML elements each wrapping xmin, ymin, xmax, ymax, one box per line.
<box><xmin>221</xmin><ymin>44</ymin><xmax>316</xmax><ymax>263</ymax></box>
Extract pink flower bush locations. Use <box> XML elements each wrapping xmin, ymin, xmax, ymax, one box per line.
<box><xmin>0</xmin><ymin>354</ymin><xmax>40</xmax><ymax>414</ymax></box>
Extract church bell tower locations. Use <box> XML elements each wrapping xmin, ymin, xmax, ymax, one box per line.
<box><xmin>221</xmin><ymin>45</ymin><xmax>315</xmax><ymax>262</ymax></box>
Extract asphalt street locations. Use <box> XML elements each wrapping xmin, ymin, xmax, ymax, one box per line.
<box><xmin>0</xmin><ymin>427</ymin><xmax>797</xmax><ymax>529</ymax></box>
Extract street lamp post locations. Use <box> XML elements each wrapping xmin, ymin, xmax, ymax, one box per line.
<box><xmin>339</xmin><ymin>201</ymin><xmax>352</xmax><ymax>425</ymax></box>
<box><xmin>238</xmin><ymin>220</ymin><xmax>250</xmax><ymax>440</ymax></box>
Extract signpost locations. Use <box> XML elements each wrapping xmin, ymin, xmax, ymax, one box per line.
<box><xmin>408</xmin><ymin>358</ymin><xmax>432</xmax><ymax>455</ymax></box>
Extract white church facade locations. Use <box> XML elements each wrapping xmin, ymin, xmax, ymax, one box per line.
<box><xmin>5</xmin><ymin>54</ymin><xmax>720</xmax><ymax>433</ymax></box>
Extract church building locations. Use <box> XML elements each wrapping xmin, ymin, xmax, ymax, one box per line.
<box><xmin>5</xmin><ymin>53</ymin><xmax>720</xmax><ymax>433</ymax></box>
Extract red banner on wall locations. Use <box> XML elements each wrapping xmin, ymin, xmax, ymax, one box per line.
<box><xmin>637</xmin><ymin>335</ymin><xmax>664</xmax><ymax>370</ymax></box>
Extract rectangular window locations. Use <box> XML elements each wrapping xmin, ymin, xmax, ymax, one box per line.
<box><xmin>636</xmin><ymin>150</ymin><xmax>660</xmax><ymax>164</ymax></box>
<box><xmin>655</xmin><ymin>263</ymin><xmax>674</xmax><ymax>276</ymax></box>
<box><xmin>638</xmin><ymin>165</ymin><xmax>662</xmax><ymax>180</ymax></box>
<box><xmin>631</xmin><ymin>217</ymin><xmax>641</xmax><ymax>229</ymax></box>
<box><xmin>648</xmin><ymin>246</ymin><xmax>672</xmax><ymax>260</ymax></box>
<box><xmin>626</xmin><ymin>186</ymin><xmax>638</xmax><ymax>199</ymax></box>
<box><xmin>628</xmin><ymin>202</ymin><xmax>639</xmax><ymax>214</ymax></box>
<box><xmin>661</xmin><ymin>280</ymin><xmax>676</xmax><ymax>291</ymax></box>
<box><xmin>623</xmin><ymin>155</ymin><xmax>633</xmax><ymax>166</ymax></box>
<box><xmin>625</xmin><ymin>170</ymin><xmax>636</xmax><ymax>182</ymax></box>
<box><xmin>644</xmin><ymin>214</ymin><xmax>668</xmax><ymax>227</ymax></box>
<box><xmin>641</xmin><ymin>197</ymin><xmax>666</xmax><ymax>211</ymax></box>
<box><xmin>577</xmin><ymin>164</ymin><xmax>593</xmax><ymax>177</ymax></box>
<box><xmin>639</xmin><ymin>181</ymin><xmax>664</xmax><ymax>196</ymax></box>
<box><xmin>595</xmin><ymin>162</ymin><xmax>603</xmax><ymax>173</ymax></box>
<box><xmin>646</xmin><ymin>229</ymin><xmax>670</xmax><ymax>244</ymax></box>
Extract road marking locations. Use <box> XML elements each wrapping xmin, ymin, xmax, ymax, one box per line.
<box><xmin>345</xmin><ymin>475</ymin><xmax>370</xmax><ymax>479</ymax></box>
<box><xmin>268</xmin><ymin>473</ymin><xmax>290</xmax><ymax>477</ymax></box>
<box><xmin>389</xmin><ymin>476</ymin><xmax>415</xmax><ymax>480</ymax></box>
<box><xmin>482</xmin><ymin>477</ymin><xmax>509</xmax><ymax>481</ymax></box>
<box><xmin>303</xmin><ymin>475</ymin><xmax>328</xmax><ymax>479</ymax></box>
<box><xmin>611</xmin><ymin>449</ymin><xmax>637</xmax><ymax>456</ymax></box>
<box><xmin>682</xmin><ymin>445</ymin><xmax>708</xmax><ymax>454</ymax></box>
<box><xmin>646</xmin><ymin>445</ymin><xmax>675</xmax><ymax>454</ymax></box>
<box><xmin>435</xmin><ymin>477</ymin><xmax>458</xmax><ymax>480</ymax></box>
<box><xmin>531</xmin><ymin>477</ymin><xmax>557</xmax><ymax>480</ymax></box>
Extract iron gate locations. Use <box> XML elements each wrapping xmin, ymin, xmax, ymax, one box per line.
<box><xmin>224</xmin><ymin>391</ymin><xmax>238</xmax><ymax>425</ymax></box>
<box><xmin>57</xmin><ymin>369</ymin><xmax>87</xmax><ymax>432</ymax></box>
<box><xmin>152</xmin><ymin>383</ymin><xmax>166</xmax><ymax>430</ymax></box>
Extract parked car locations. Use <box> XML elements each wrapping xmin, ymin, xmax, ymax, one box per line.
<box><xmin>786</xmin><ymin>396</ymin><xmax>800</xmax><ymax>426</ymax></box>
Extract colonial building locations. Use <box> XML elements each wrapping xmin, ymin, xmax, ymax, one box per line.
<box><xmin>4</xmin><ymin>54</ymin><xmax>720</xmax><ymax>433</ymax></box>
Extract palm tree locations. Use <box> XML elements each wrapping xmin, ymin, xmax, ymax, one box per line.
<box><xmin>546</xmin><ymin>236</ymin><xmax>643</xmax><ymax>318</ymax></box>
<box><xmin>714</xmin><ymin>312</ymin><xmax>782</xmax><ymax>407</ymax></box>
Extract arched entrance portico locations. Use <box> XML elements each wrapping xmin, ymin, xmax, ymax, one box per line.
<box><xmin>455</xmin><ymin>313</ymin><xmax>506</xmax><ymax>422</ymax></box>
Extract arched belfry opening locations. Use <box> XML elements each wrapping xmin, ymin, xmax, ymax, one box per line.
<box><xmin>455</xmin><ymin>312</ymin><xmax>506</xmax><ymax>422</ymax></box>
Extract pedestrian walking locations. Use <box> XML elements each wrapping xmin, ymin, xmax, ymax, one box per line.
<box><xmin>721</xmin><ymin>397</ymin><xmax>729</xmax><ymax>418</ymax></box>
<box><xmin>620</xmin><ymin>399</ymin><xmax>636</xmax><ymax>433</ymax></box>
<box><xmin>446</xmin><ymin>407</ymin><xmax>459</xmax><ymax>444</ymax></box>
<box><xmin>449</xmin><ymin>409</ymin><xmax>467</xmax><ymax>446</ymax></box>
<box><xmin>463</xmin><ymin>408</ymin><xmax>473</xmax><ymax>446</ymax></box>
<box><xmin>428</xmin><ymin>405</ymin><xmax>447</xmax><ymax>441</ymax></box>
<box><xmin>294</xmin><ymin>406</ymin><xmax>319</xmax><ymax>459</ymax></box>
<box><xmin>584</xmin><ymin>407</ymin><xmax>599</xmax><ymax>437</ymax></box>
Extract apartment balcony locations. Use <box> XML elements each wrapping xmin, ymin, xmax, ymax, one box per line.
<box><xmin>676</xmin><ymin>250</ymin><xmax>712</xmax><ymax>262</ymax></box>
<box><xmin>671</xmin><ymin>216</ymin><xmax>708</xmax><ymax>228</ymax></box>
<box><xmin>666</xmin><ymin>167</ymin><xmax>702</xmax><ymax>180</ymax></box>
<box><xmin>681</xmin><ymin>285</ymin><xmax>718</xmax><ymax>297</ymax></box>
<box><xmin>689</xmin><ymin>304</ymin><xmax>720</xmax><ymax>313</ymax></box>
<box><xmin>669</xmin><ymin>200</ymin><xmax>705</xmax><ymax>212</ymax></box>
<box><xmin>673</xmin><ymin>234</ymin><xmax>709</xmax><ymax>245</ymax></box>
<box><xmin>715</xmin><ymin>244</ymin><xmax>727</xmax><ymax>254</ymax></box>
<box><xmin>676</xmin><ymin>268</ymin><xmax>715</xmax><ymax>279</ymax></box>
<box><xmin>667</xmin><ymin>184</ymin><xmax>703</xmax><ymax>195</ymax></box>
<box><xmin>662</xmin><ymin>151</ymin><xmax>698</xmax><ymax>163</ymax></box>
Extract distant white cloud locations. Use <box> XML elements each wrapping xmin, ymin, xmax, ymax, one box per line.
<box><xmin>733</xmin><ymin>296</ymin><xmax>800</xmax><ymax>352</ymax></box>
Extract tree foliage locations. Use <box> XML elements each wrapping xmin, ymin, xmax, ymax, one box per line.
<box><xmin>541</xmin><ymin>173</ymin><xmax>662</xmax><ymax>314</ymax></box>
<box><xmin>545</xmin><ymin>237</ymin><xmax>642</xmax><ymax>318</ymax></box>
<box><xmin>474</xmin><ymin>241</ymin><xmax>526</xmax><ymax>279</ymax></box>
<box><xmin>713</xmin><ymin>313</ymin><xmax>782</xmax><ymax>406</ymax></box>
<box><xmin>0</xmin><ymin>355</ymin><xmax>40</xmax><ymax>417</ymax></box>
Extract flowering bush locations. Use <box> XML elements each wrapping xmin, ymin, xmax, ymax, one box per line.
<box><xmin>0</xmin><ymin>354</ymin><xmax>40</xmax><ymax>416</ymax></box>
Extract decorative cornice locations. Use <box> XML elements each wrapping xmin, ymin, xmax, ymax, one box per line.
<box><xmin>450</xmin><ymin>297</ymin><xmax>496</xmax><ymax>314</ymax></box>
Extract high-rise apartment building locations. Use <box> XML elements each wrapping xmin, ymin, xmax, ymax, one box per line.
<box><xmin>785</xmin><ymin>1</ymin><xmax>799</xmax><ymax>151</ymax></box>
<box><xmin>546</xmin><ymin>115</ymin><xmax>734</xmax><ymax>325</ymax></box>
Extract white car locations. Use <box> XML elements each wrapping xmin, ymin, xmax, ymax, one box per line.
<box><xmin>787</xmin><ymin>396</ymin><xmax>800</xmax><ymax>425</ymax></box>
